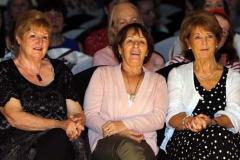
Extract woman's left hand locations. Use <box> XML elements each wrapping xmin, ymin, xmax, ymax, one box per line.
<box><xmin>102</xmin><ymin>120</ymin><xmax>128</xmax><ymax>137</ymax></box>
<box><xmin>69</xmin><ymin>114</ymin><xmax>85</xmax><ymax>137</ymax></box>
<box><xmin>185</xmin><ymin>115</ymin><xmax>207</xmax><ymax>132</ymax></box>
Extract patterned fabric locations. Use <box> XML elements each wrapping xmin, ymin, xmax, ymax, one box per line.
<box><xmin>169</xmin><ymin>54</ymin><xmax>240</xmax><ymax>72</ymax></box>
<box><xmin>84</xmin><ymin>27</ymin><xmax>109</xmax><ymax>56</ymax></box>
<box><xmin>0</xmin><ymin>59</ymin><xmax>87</xmax><ymax>159</ymax></box>
<box><xmin>166</xmin><ymin>67</ymin><xmax>240</xmax><ymax>159</ymax></box>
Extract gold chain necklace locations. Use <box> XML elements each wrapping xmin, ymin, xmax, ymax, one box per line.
<box><xmin>194</xmin><ymin>64</ymin><xmax>217</xmax><ymax>80</ymax></box>
<box><xmin>17</xmin><ymin>58</ymin><xmax>43</xmax><ymax>82</ymax></box>
<box><xmin>122</xmin><ymin>68</ymin><xmax>143</xmax><ymax>102</ymax></box>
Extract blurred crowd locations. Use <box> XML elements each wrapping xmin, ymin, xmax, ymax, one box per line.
<box><xmin>0</xmin><ymin>0</ymin><xmax>240</xmax><ymax>63</ymax></box>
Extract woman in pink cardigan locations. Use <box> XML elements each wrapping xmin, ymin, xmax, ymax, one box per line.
<box><xmin>92</xmin><ymin>2</ymin><xmax>165</xmax><ymax>72</ymax></box>
<box><xmin>84</xmin><ymin>23</ymin><xmax>168</xmax><ymax>160</ymax></box>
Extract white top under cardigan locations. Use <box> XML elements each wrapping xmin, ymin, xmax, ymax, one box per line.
<box><xmin>161</xmin><ymin>62</ymin><xmax>240</xmax><ymax>152</ymax></box>
<box><xmin>84</xmin><ymin>64</ymin><xmax>168</xmax><ymax>155</ymax></box>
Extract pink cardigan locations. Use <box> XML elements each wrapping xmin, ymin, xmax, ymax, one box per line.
<box><xmin>84</xmin><ymin>64</ymin><xmax>168</xmax><ymax>155</ymax></box>
<box><xmin>93</xmin><ymin>46</ymin><xmax>165</xmax><ymax>72</ymax></box>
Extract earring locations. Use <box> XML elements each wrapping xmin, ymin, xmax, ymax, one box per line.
<box><xmin>216</xmin><ymin>45</ymin><xmax>218</xmax><ymax>48</ymax></box>
<box><xmin>188</xmin><ymin>47</ymin><xmax>191</xmax><ymax>50</ymax></box>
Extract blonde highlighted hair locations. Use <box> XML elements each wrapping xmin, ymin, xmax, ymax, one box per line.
<box><xmin>108</xmin><ymin>2</ymin><xmax>143</xmax><ymax>45</ymax></box>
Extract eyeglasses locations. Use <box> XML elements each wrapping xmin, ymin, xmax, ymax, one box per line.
<box><xmin>222</xmin><ymin>29</ymin><xmax>229</xmax><ymax>37</ymax></box>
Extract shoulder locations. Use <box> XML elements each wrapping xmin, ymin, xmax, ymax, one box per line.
<box><xmin>168</xmin><ymin>62</ymin><xmax>193</xmax><ymax>79</ymax></box>
<box><xmin>0</xmin><ymin>59</ymin><xmax>13</xmax><ymax>66</ymax></box>
<box><xmin>94</xmin><ymin>46</ymin><xmax>112</xmax><ymax>56</ymax></box>
<box><xmin>95</xmin><ymin>65</ymin><xmax>116</xmax><ymax>73</ymax></box>
<box><xmin>47</xmin><ymin>58</ymin><xmax>71</xmax><ymax>73</ymax></box>
<box><xmin>227</xmin><ymin>68</ymin><xmax>240</xmax><ymax>80</ymax></box>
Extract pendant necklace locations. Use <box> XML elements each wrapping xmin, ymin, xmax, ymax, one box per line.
<box><xmin>17</xmin><ymin>58</ymin><xmax>43</xmax><ymax>82</ymax></box>
<box><xmin>194</xmin><ymin>64</ymin><xmax>217</xmax><ymax>80</ymax></box>
<box><xmin>122</xmin><ymin>67</ymin><xmax>143</xmax><ymax>102</ymax></box>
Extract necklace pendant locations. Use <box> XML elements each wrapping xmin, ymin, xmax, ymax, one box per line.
<box><xmin>129</xmin><ymin>95</ymin><xmax>135</xmax><ymax>102</ymax></box>
<box><xmin>36</xmin><ymin>74</ymin><xmax>43</xmax><ymax>82</ymax></box>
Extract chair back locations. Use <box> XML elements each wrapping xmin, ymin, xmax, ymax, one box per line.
<box><xmin>154</xmin><ymin>36</ymin><xmax>178</xmax><ymax>63</ymax></box>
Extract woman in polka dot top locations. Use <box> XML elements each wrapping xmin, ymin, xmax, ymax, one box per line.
<box><xmin>161</xmin><ymin>10</ymin><xmax>240</xmax><ymax>159</ymax></box>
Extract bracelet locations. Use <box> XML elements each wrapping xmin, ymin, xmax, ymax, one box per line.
<box><xmin>182</xmin><ymin>115</ymin><xmax>190</xmax><ymax>130</ymax></box>
<box><xmin>212</xmin><ymin>119</ymin><xmax>219</xmax><ymax>125</ymax></box>
<box><xmin>53</xmin><ymin>120</ymin><xmax>58</xmax><ymax>128</ymax></box>
<box><xmin>182</xmin><ymin>116</ymin><xmax>190</xmax><ymax>125</ymax></box>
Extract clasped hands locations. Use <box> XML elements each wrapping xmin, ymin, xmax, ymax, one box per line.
<box><xmin>63</xmin><ymin>115</ymin><xmax>84</xmax><ymax>141</ymax></box>
<box><xmin>183</xmin><ymin>114</ymin><xmax>215</xmax><ymax>132</ymax></box>
<box><xmin>102</xmin><ymin>120</ymin><xmax>144</xmax><ymax>143</ymax></box>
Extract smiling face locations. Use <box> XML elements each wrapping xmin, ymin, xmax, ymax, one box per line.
<box><xmin>44</xmin><ymin>9</ymin><xmax>64</xmax><ymax>34</ymax></box>
<box><xmin>185</xmin><ymin>26</ymin><xmax>218</xmax><ymax>61</ymax></box>
<box><xmin>16</xmin><ymin>27</ymin><xmax>50</xmax><ymax>59</ymax></box>
<box><xmin>204</xmin><ymin>0</ymin><xmax>224</xmax><ymax>11</ymax></box>
<box><xmin>118</xmin><ymin>28</ymin><xmax>148</xmax><ymax>67</ymax></box>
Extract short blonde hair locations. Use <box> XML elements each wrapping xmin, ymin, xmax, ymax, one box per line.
<box><xmin>108</xmin><ymin>2</ymin><xmax>143</xmax><ymax>45</ymax></box>
<box><xmin>15</xmin><ymin>9</ymin><xmax>52</xmax><ymax>40</ymax></box>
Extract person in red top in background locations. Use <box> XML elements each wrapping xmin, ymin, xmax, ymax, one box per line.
<box><xmin>83</xmin><ymin>0</ymin><xmax>129</xmax><ymax>56</ymax></box>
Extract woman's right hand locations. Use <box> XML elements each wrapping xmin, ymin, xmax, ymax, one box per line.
<box><xmin>119</xmin><ymin>129</ymin><xmax>144</xmax><ymax>143</ymax></box>
<box><xmin>58</xmin><ymin>118</ymin><xmax>83</xmax><ymax>141</ymax></box>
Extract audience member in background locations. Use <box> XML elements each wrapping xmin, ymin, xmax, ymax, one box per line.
<box><xmin>170</xmin><ymin>9</ymin><xmax>240</xmax><ymax>71</ymax></box>
<box><xmin>226</xmin><ymin>0</ymin><xmax>240</xmax><ymax>32</ymax></box>
<box><xmin>0</xmin><ymin>7</ymin><xmax>6</xmax><ymax>59</ymax></box>
<box><xmin>93</xmin><ymin>2</ymin><xmax>165</xmax><ymax>72</ymax></box>
<box><xmin>193</xmin><ymin>0</ymin><xmax>229</xmax><ymax>14</ymax></box>
<box><xmin>37</xmin><ymin>0</ymin><xmax>84</xmax><ymax>52</ymax></box>
<box><xmin>5</xmin><ymin>0</ymin><xmax>33</xmax><ymax>48</ymax></box>
<box><xmin>0</xmin><ymin>9</ymin><xmax>87</xmax><ymax>159</ymax></box>
<box><xmin>84</xmin><ymin>23</ymin><xmax>168</xmax><ymax>160</ymax></box>
<box><xmin>161</xmin><ymin>10</ymin><xmax>240</xmax><ymax>159</ymax></box>
<box><xmin>79</xmin><ymin>0</ymin><xmax>129</xmax><ymax>56</ymax></box>
<box><xmin>63</xmin><ymin>0</ymin><xmax>98</xmax><ymax>15</ymax></box>
<box><xmin>130</xmin><ymin>0</ymin><xmax>171</xmax><ymax>43</ymax></box>
<box><xmin>169</xmin><ymin>0</ymin><xmax>240</xmax><ymax>60</ymax></box>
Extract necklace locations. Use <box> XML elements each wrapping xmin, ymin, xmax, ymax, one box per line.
<box><xmin>122</xmin><ymin>67</ymin><xmax>143</xmax><ymax>102</ymax></box>
<box><xmin>194</xmin><ymin>64</ymin><xmax>217</xmax><ymax>80</ymax></box>
<box><xmin>17</xmin><ymin>58</ymin><xmax>43</xmax><ymax>82</ymax></box>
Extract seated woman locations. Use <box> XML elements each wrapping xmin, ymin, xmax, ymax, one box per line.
<box><xmin>37</xmin><ymin>0</ymin><xmax>84</xmax><ymax>52</ymax></box>
<box><xmin>0</xmin><ymin>9</ymin><xmax>87</xmax><ymax>159</ymax></box>
<box><xmin>93</xmin><ymin>2</ymin><xmax>164</xmax><ymax>72</ymax></box>
<box><xmin>84</xmin><ymin>23</ymin><xmax>168</xmax><ymax>160</ymax></box>
<box><xmin>161</xmin><ymin>10</ymin><xmax>240</xmax><ymax>159</ymax></box>
<box><xmin>170</xmin><ymin>9</ymin><xmax>240</xmax><ymax>71</ymax></box>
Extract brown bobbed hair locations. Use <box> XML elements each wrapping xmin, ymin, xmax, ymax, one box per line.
<box><xmin>180</xmin><ymin>10</ymin><xmax>222</xmax><ymax>61</ymax></box>
<box><xmin>112</xmin><ymin>23</ymin><xmax>154</xmax><ymax>64</ymax></box>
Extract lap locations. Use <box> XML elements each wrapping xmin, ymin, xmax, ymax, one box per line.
<box><xmin>92</xmin><ymin>135</ymin><xmax>156</xmax><ymax>160</ymax></box>
<box><xmin>167</xmin><ymin>125</ymin><xmax>240</xmax><ymax>159</ymax></box>
<box><xmin>0</xmin><ymin>128</ymin><xmax>88</xmax><ymax>160</ymax></box>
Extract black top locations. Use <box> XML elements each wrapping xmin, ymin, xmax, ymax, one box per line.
<box><xmin>0</xmin><ymin>59</ymin><xmax>81</xmax><ymax>131</ymax></box>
